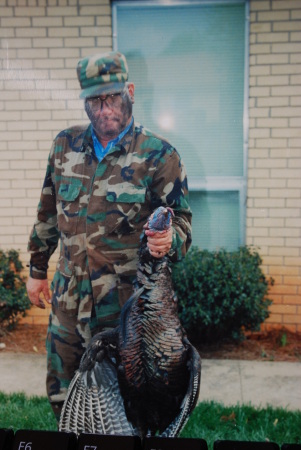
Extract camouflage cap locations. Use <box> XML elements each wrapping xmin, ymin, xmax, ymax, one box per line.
<box><xmin>77</xmin><ymin>51</ymin><xmax>129</xmax><ymax>99</ymax></box>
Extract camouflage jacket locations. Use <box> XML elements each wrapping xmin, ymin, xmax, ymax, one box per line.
<box><xmin>28</xmin><ymin>121</ymin><xmax>192</xmax><ymax>327</ymax></box>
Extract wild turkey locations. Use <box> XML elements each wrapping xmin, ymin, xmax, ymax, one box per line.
<box><xmin>59</xmin><ymin>206</ymin><xmax>201</xmax><ymax>438</ymax></box>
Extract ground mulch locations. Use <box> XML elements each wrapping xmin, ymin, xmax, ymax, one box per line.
<box><xmin>0</xmin><ymin>324</ymin><xmax>47</xmax><ymax>354</ymax></box>
<box><xmin>0</xmin><ymin>324</ymin><xmax>301</xmax><ymax>362</ymax></box>
<box><xmin>196</xmin><ymin>329</ymin><xmax>301</xmax><ymax>362</ymax></box>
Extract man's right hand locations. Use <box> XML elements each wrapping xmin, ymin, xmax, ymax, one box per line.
<box><xmin>26</xmin><ymin>277</ymin><xmax>51</xmax><ymax>309</ymax></box>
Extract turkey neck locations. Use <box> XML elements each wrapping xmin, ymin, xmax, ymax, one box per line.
<box><xmin>136</xmin><ymin>242</ymin><xmax>183</xmax><ymax>343</ymax></box>
<box><xmin>136</xmin><ymin>255</ymin><xmax>178</xmax><ymax>323</ymax></box>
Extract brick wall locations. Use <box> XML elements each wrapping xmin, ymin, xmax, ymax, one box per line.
<box><xmin>0</xmin><ymin>0</ymin><xmax>112</xmax><ymax>324</ymax></box>
<box><xmin>0</xmin><ymin>0</ymin><xmax>300</xmax><ymax>331</ymax></box>
<box><xmin>248</xmin><ymin>0</ymin><xmax>301</xmax><ymax>332</ymax></box>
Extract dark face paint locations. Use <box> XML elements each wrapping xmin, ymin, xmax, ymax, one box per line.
<box><xmin>85</xmin><ymin>90</ymin><xmax>133</xmax><ymax>142</ymax></box>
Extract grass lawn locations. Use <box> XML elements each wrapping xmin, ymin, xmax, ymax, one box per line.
<box><xmin>0</xmin><ymin>392</ymin><xmax>300</xmax><ymax>448</ymax></box>
<box><xmin>181</xmin><ymin>401</ymin><xmax>301</xmax><ymax>448</ymax></box>
<box><xmin>0</xmin><ymin>392</ymin><xmax>57</xmax><ymax>431</ymax></box>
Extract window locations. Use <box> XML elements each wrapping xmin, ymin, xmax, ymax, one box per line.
<box><xmin>112</xmin><ymin>0</ymin><xmax>249</xmax><ymax>251</ymax></box>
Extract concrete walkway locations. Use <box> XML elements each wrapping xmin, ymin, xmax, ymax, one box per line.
<box><xmin>200</xmin><ymin>358</ymin><xmax>301</xmax><ymax>411</ymax></box>
<box><xmin>1</xmin><ymin>353</ymin><xmax>300</xmax><ymax>411</ymax></box>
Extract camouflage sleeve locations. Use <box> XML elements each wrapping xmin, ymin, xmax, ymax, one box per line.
<box><xmin>151</xmin><ymin>148</ymin><xmax>192</xmax><ymax>262</ymax></box>
<box><xmin>27</xmin><ymin>144</ymin><xmax>60</xmax><ymax>279</ymax></box>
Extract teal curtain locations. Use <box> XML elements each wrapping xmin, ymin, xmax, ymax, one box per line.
<box><xmin>114</xmin><ymin>1</ymin><xmax>246</xmax><ymax>251</ymax></box>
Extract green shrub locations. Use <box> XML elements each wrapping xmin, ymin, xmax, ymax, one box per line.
<box><xmin>0</xmin><ymin>249</ymin><xmax>31</xmax><ymax>331</ymax></box>
<box><xmin>172</xmin><ymin>246</ymin><xmax>274</xmax><ymax>344</ymax></box>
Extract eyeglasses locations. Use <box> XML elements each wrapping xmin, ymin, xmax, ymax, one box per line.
<box><xmin>86</xmin><ymin>93</ymin><xmax>121</xmax><ymax>110</ymax></box>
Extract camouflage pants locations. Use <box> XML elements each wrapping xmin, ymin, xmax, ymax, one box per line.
<box><xmin>46</xmin><ymin>304</ymin><xmax>108</xmax><ymax>421</ymax></box>
<box><xmin>46</xmin><ymin>307</ymin><xmax>88</xmax><ymax>420</ymax></box>
<box><xmin>46</xmin><ymin>265</ymin><xmax>132</xmax><ymax>421</ymax></box>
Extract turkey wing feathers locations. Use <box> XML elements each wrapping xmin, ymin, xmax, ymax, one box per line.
<box><xmin>59</xmin><ymin>330</ymin><xmax>135</xmax><ymax>436</ymax></box>
<box><xmin>161</xmin><ymin>344</ymin><xmax>201</xmax><ymax>437</ymax></box>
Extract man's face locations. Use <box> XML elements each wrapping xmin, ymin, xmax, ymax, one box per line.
<box><xmin>85</xmin><ymin>83</ymin><xmax>135</xmax><ymax>142</ymax></box>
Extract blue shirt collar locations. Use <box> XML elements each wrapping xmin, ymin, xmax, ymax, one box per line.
<box><xmin>92</xmin><ymin>117</ymin><xmax>133</xmax><ymax>162</ymax></box>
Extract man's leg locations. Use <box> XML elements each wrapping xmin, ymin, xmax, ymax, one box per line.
<box><xmin>46</xmin><ymin>307</ymin><xmax>92</xmax><ymax>421</ymax></box>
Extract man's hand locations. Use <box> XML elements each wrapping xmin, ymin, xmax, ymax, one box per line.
<box><xmin>145</xmin><ymin>227</ymin><xmax>173</xmax><ymax>258</ymax></box>
<box><xmin>26</xmin><ymin>277</ymin><xmax>51</xmax><ymax>309</ymax></box>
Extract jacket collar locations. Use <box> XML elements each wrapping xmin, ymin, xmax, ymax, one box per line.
<box><xmin>81</xmin><ymin>120</ymin><xmax>135</xmax><ymax>157</ymax></box>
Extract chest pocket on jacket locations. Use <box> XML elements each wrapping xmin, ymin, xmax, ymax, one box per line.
<box><xmin>57</xmin><ymin>183</ymin><xmax>81</xmax><ymax>234</ymax></box>
<box><xmin>105</xmin><ymin>184</ymin><xmax>146</xmax><ymax>235</ymax></box>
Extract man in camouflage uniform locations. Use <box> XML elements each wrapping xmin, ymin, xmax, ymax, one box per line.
<box><xmin>26</xmin><ymin>51</ymin><xmax>192</xmax><ymax>420</ymax></box>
